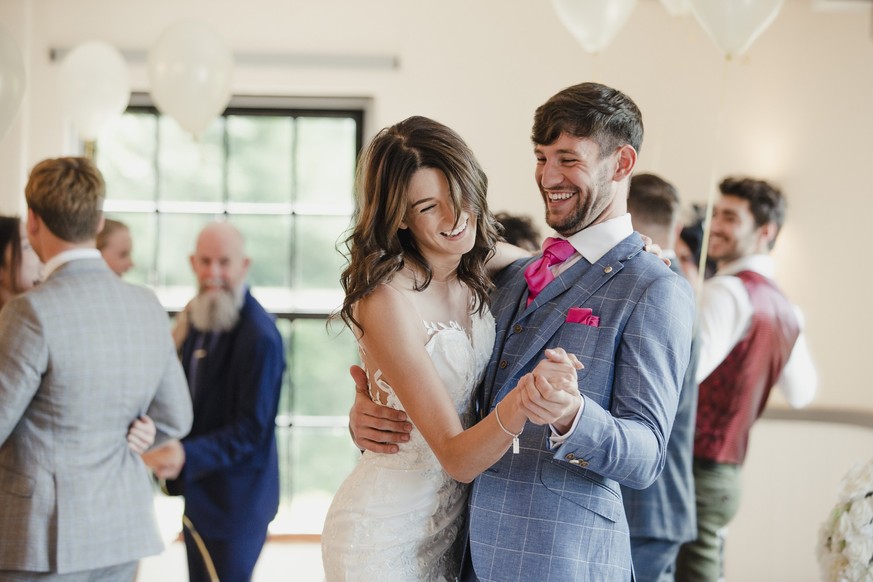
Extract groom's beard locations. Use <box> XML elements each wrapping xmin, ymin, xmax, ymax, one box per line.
<box><xmin>188</xmin><ymin>286</ymin><xmax>240</xmax><ymax>333</ymax></box>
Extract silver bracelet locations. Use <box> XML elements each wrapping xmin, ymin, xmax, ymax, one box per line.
<box><xmin>494</xmin><ymin>402</ymin><xmax>523</xmax><ymax>454</ymax></box>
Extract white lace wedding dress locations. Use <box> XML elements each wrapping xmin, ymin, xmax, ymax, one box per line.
<box><xmin>321</xmin><ymin>311</ymin><xmax>495</xmax><ymax>582</ymax></box>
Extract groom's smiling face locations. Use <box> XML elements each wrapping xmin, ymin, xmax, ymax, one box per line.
<box><xmin>534</xmin><ymin>134</ymin><xmax>622</xmax><ymax>237</ymax></box>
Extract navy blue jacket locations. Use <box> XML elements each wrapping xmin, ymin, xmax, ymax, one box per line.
<box><xmin>168</xmin><ymin>290</ymin><xmax>285</xmax><ymax>538</ymax></box>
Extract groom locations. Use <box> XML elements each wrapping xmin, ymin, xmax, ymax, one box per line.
<box><xmin>350</xmin><ymin>82</ymin><xmax>695</xmax><ymax>581</ymax></box>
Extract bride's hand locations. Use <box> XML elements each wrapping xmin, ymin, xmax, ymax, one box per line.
<box><xmin>531</xmin><ymin>348</ymin><xmax>582</xmax><ymax>395</ymax></box>
<box><xmin>516</xmin><ymin>348</ymin><xmax>583</xmax><ymax>428</ymax></box>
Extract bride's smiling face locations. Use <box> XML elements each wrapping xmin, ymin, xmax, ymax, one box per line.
<box><xmin>400</xmin><ymin>167</ymin><xmax>477</xmax><ymax>263</ymax></box>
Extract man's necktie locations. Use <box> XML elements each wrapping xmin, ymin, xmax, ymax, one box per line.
<box><xmin>524</xmin><ymin>237</ymin><xmax>576</xmax><ymax>306</ymax></box>
<box><xmin>188</xmin><ymin>332</ymin><xmax>219</xmax><ymax>399</ymax></box>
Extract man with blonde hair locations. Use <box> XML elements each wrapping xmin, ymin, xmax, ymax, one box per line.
<box><xmin>0</xmin><ymin>157</ymin><xmax>193</xmax><ymax>580</ymax></box>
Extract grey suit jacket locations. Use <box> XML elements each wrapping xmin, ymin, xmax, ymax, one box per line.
<box><xmin>467</xmin><ymin>233</ymin><xmax>695</xmax><ymax>582</ymax></box>
<box><xmin>0</xmin><ymin>258</ymin><xmax>193</xmax><ymax>574</ymax></box>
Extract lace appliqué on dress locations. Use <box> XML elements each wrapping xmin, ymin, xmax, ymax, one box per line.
<box><xmin>322</xmin><ymin>311</ymin><xmax>495</xmax><ymax>582</ymax></box>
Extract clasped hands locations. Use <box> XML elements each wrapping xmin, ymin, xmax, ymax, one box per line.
<box><xmin>515</xmin><ymin>347</ymin><xmax>583</xmax><ymax>433</ymax></box>
<box><xmin>348</xmin><ymin>347</ymin><xmax>584</xmax><ymax>453</ymax></box>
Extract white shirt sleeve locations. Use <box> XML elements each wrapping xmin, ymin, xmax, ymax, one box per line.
<box><xmin>695</xmin><ymin>276</ymin><xmax>753</xmax><ymax>384</ymax></box>
<box><xmin>775</xmin><ymin>306</ymin><xmax>817</xmax><ymax>408</ymax></box>
<box><xmin>548</xmin><ymin>395</ymin><xmax>585</xmax><ymax>448</ymax></box>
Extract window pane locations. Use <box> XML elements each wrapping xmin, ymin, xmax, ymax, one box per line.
<box><xmin>97</xmin><ymin>113</ymin><xmax>157</xmax><ymax>202</ymax></box>
<box><xmin>289</xmin><ymin>319</ymin><xmax>359</xmax><ymax>416</ymax></box>
<box><xmin>276</xmin><ymin>319</ymin><xmax>293</xmax><ymax>416</ymax></box>
<box><xmin>158</xmin><ymin>117</ymin><xmax>225</xmax><ymax>204</ymax></box>
<box><xmin>232</xmin><ymin>214</ymin><xmax>292</xmax><ymax>288</ymax></box>
<box><xmin>294</xmin><ymin>216</ymin><xmax>351</xmax><ymax>290</ymax></box>
<box><xmin>104</xmin><ymin>212</ymin><xmax>157</xmax><ymax>287</ymax></box>
<box><xmin>157</xmin><ymin>214</ymin><xmax>217</xmax><ymax>287</ymax></box>
<box><xmin>275</xmin><ymin>426</ymin><xmax>360</xmax><ymax>534</ymax></box>
<box><xmin>227</xmin><ymin>116</ymin><xmax>293</xmax><ymax>204</ymax></box>
<box><xmin>295</xmin><ymin>117</ymin><xmax>356</xmax><ymax>212</ymax></box>
<box><xmin>94</xmin><ymin>101</ymin><xmax>364</xmax><ymax>535</ymax></box>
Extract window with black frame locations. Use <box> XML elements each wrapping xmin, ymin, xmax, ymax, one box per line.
<box><xmin>94</xmin><ymin>95</ymin><xmax>365</xmax><ymax>533</ymax></box>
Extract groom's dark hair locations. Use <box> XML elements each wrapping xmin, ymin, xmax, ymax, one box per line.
<box><xmin>531</xmin><ymin>82</ymin><xmax>644</xmax><ymax>157</ymax></box>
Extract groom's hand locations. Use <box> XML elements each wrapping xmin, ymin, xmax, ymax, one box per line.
<box><xmin>533</xmin><ymin>348</ymin><xmax>583</xmax><ymax>394</ymax></box>
<box><xmin>348</xmin><ymin>365</ymin><xmax>413</xmax><ymax>454</ymax></box>
<box><xmin>519</xmin><ymin>348</ymin><xmax>583</xmax><ymax>432</ymax></box>
<box><xmin>521</xmin><ymin>376</ymin><xmax>582</xmax><ymax>434</ymax></box>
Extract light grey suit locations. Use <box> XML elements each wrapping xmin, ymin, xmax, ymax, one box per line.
<box><xmin>0</xmin><ymin>257</ymin><xmax>193</xmax><ymax>575</ymax></box>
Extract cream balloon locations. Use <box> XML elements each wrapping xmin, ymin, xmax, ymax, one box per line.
<box><xmin>690</xmin><ymin>0</ymin><xmax>784</xmax><ymax>58</ymax></box>
<box><xmin>660</xmin><ymin>0</ymin><xmax>693</xmax><ymax>17</ymax></box>
<box><xmin>148</xmin><ymin>20</ymin><xmax>233</xmax><ymax>137</ymax></box>
<box><xmin>551</xmin><ymin>0</ymin><xmax>638</xmax><ymax>54</ymax></box>
<box><xmin>58</xmin><ymin>41</ymin><xmax>131</xmax><ymax>142</ymax></box>
<box><xmin>0</xmin><ymin>24</ymin><xmax>26</xmax><ymax>141</ymax></box>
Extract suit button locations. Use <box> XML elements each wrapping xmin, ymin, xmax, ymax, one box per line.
<box><xmin>513</xmin><ymin>324</ymin><xmax>522</xmax><ymax>334</ymax></box>
<box><xmin>499</xmin><ymin>360</ymin><xmax>508</xmax><ymax>369</ymax></box>
<box><xmin>566</xmin><ymin>454</ymin><xmax>588</xmax><ymax>467</ymax></box>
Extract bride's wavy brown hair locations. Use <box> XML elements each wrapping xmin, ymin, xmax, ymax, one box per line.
<box><xmin>337</xmin><ymin>116</ymin><xmax>501</xmax><ymax>335</ymax></box>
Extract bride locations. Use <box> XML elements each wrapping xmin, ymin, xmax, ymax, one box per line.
<box><xmin>321</xmin><ymin>116</ymin><xmax>581</xmax><ymax>581</ymax></box>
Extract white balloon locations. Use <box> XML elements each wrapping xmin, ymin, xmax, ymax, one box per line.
<box><xmin>552</xmin><ymin>0</ymin><xmax>638</xmax><ymax>54</ymax></box>
<box><xmin>660</xmin><ymin>0</ymin><xmax>693</xmax><ymax>17</ymax></box>
<box><xmin>690</xmin><ymin>0</ymin><xmax>784</xmax><ymax>58</ymax></box>
<box><xmin>148</xmin><ymin>20</ymin><xmax>234</xmax><ymax>137</ymax></box>
<box><xmin>58</xmin><ymin>41</ymin><xmax>131</xmax><ymax>142</ymax></box>
<box><xmin>0</xmin><ymin>24</ymin><xmax>26</xmax><ymax>142</ymax></box>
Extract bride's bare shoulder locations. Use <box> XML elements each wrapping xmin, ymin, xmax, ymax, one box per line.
<box><xmin>356</xmin><ymin>281</ymin><xmax>417</xmax><ymax>324</ymax></box>
<box><xmin>355</xmin><ymin>282</ymin><xmax>428</xmax><ymax>348</ymax></box>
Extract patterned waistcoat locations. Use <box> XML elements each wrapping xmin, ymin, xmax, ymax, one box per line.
<box><xmin>694</xmin><ymin>270</ymin><xmax>800</xmax><ymax>464</ymax></box>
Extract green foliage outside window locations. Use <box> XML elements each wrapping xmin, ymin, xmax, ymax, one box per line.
<box><xmin>95</xmin><ymin>99</ymin><xmax>364</xmax><ymax>533</ymax></box>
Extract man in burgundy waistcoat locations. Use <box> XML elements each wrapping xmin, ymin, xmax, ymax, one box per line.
<box><xmin>676</xmin><ymin>177</ymin><xmax>817</xmax><ymax>582</ymax></box>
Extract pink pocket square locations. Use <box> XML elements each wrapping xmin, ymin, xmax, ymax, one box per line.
<box><xmin>566</xmin><ymin>307</ymin><xmax>600</xmax><ymax>327</ymax></box>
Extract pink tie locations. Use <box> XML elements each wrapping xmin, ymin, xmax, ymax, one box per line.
<box><xmin>524</xmin><ymin>237</ymin><xmax>575</xmax><ymax>306</ymax></box>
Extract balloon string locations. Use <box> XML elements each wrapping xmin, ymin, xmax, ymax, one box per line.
<box><xmin>695</xmin><ymin>56</ymin><xmax>731</xmax><ymax>302</ymax></box>
<box><xmin>83</xmin><ymin>140</ymin><xmax>96</xmax><ymax>160</ymax></box>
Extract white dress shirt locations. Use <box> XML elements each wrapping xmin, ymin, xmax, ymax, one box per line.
<box><xmin>42</xmin><ymin>248</ymin><xmax>103</xmax><ymax>279</ymax></box>
<box><xmin>696</xmin><ymin>254</ymin><xmax>817</xmax><ymax>408</ymax></box>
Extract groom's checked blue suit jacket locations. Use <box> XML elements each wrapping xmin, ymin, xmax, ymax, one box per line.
<box><xmin>467</xmin><ymin>232</ymin><xmax>695</xmax><ymax>582</ymax></box>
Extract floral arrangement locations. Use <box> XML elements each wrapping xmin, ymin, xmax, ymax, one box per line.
<box><xmin>818</xmin><ymin>458</ymin><xmax>873</xmax><ymax>582</ymax></box>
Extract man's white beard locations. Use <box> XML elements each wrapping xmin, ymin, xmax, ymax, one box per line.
<box><xmin>188</xmin><ymin>288</ymin><xmax>240</xmax><ymax>333</ymax></box>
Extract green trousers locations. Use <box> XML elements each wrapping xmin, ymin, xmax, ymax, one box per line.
<box><xmin>676</xmin><ymin>460</ymin><xmax>742</xmax><ymax>582</ymax></box>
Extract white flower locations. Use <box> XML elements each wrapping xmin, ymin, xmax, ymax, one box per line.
<box><xmin>819</xmin><ymin>459</ymin><xmax>873</xmax><ymax>582</ymax></box>
<box><xmin>839</xmin><ymin>462</ymin><xmax>873</xmax><ymax>504</ymax></box>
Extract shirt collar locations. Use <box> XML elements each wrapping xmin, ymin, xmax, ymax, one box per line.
<box><xmin>716</xmin><ymin>254</ymin><xmax>775</xmax><ymax>278</ymax></box>
<box><xmin>563</xmin><ymin>213</ymin><xmax>633</xmax><ymax>264</ymax></box>
<box><xmin>42</xmin><ymin>248</ymin><xmax>102</xmax><ymax>279</ymax></box>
